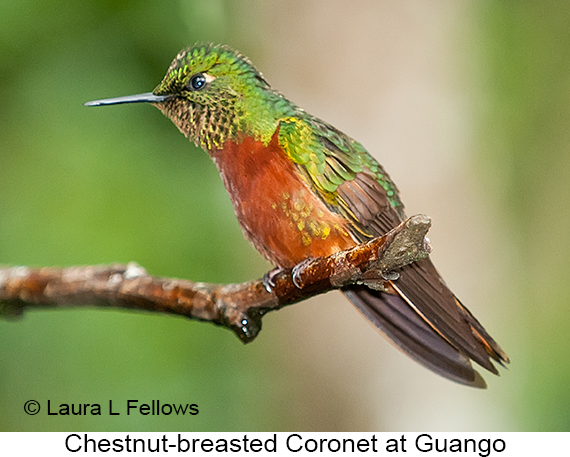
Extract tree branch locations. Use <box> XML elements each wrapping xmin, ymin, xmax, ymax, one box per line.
<box><xmin>0</xmin><ymin>215</ymin><xmax>431</xmax><ymax>343</ymax></box>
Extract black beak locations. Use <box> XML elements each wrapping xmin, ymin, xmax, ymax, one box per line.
<box><xmin>84</xmin><ymin>92</ymin><xmax>170</xmax><ymax>107</ymax></box>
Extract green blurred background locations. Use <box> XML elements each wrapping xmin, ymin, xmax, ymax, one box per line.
<box><xmin>0</xmin><ymin>0</ymin><xmax>568</xmax><ymax>431</ymax></box>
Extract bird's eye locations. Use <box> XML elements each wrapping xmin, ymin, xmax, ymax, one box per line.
<box><xmin>189</xmin><ymin>74</ymin><xmax>207</xmax><ymax>91</ymax></box>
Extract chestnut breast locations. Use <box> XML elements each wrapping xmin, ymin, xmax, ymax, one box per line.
<box><xmin>211</xmin><ymin>133</ymin><xmax>356</xmax><ymax>268</ymax></box>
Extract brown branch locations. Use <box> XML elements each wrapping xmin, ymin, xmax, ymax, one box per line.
<box><xmin>0</xmin><ymin>215</ymin><xmax>432</xmax><ymax>343</ymax></box>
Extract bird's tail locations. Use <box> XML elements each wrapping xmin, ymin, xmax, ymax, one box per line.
<box><xmin>343</xmin><ymin>257</ymin><xmax>509</xmax><ymax>388</ymax></box>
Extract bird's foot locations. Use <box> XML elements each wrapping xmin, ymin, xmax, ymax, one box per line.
<box><xmin>291</xmin><ymin>257</ymin><xmax>317</xmax><ymax>289</ymax></box>
<box><xmin>262</xmin><ymin>267</ymin><xmax>284</xmax><ymax>293</ymax></box>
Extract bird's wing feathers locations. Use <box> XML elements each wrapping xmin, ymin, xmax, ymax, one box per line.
<box><xmin>278</xmin><ymin>115</ymin><xmax>508</xmax><ymax>386</ymax></box>
<box><xmin>343</xmin><ymin>286</ymin><xmax>487</xmax><ymax>387</ymax></box>
<box><xmin>278</xmin><ymin>117</ymin><xmax>402</xmax><ymax>232</ymax></box>
<box><xmin>277</xmin><ymin>116</ymin><xmax>361</xmax><ymax>192</ymax></box>
<box><xmin>338</xmin><ymin>169</ymin><xmax>508</xmax><ymax>384</ymax></box>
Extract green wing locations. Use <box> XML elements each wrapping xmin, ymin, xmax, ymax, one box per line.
<box><xmin>277</xmin><ymin>115</ymin><xmax>404</xmax><ymax>238</ymax></box>
<box><xmin>276</xmin><ymin>114</ymin><xmax>508</xmax><ymax>386</ymax></box>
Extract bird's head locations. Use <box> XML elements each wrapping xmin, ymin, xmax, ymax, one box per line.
<box><xmin>85</xmin><ymin>43</ymin><xmax>288</xmax><ymax>151</ymax></box>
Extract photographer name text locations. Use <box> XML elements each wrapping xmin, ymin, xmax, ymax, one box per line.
<box><xmin>25</xmin><ymin>400</ymin><xmax>199</xmax><ymax>416</ymax></box>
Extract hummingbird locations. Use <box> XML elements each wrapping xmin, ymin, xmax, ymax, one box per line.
<box><xmin>85</xmin><ymin>43</ymin><xmax>508</xmax><ymax>387</ymax></box>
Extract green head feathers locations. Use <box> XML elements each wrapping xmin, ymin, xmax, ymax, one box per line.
<box><xmin>153</xmin><ymin>43</ymin><xmax>291</xmax><ymax>149</ymax></box>
<box><xmin>154</xmin><ymin>43</ymin><xmax>266</xmax><ymax>97</ymax></box>
<box><xmin>85</xmin><ymin>43</ymin><xmax>293</xmax><ymax>150</ymax></box>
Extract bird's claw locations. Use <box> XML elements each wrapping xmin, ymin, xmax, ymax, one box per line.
<box><xmin>262</xmin><ymin>267</ymin><xmax>284</xmax><ymax>293</ymax></box>
<box><xmin>291</xmin><ymin>257</ymin><xmax>316</xmax><ymax>289</ymax></box>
